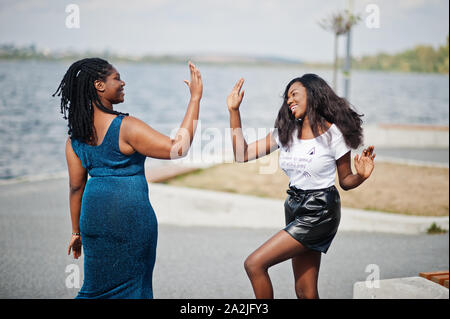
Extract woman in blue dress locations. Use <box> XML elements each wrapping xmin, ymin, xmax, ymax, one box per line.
<box><xmin>53</xmin><ymin>58</ymin><xmax>202</xmax><ymax>298</ymax></box>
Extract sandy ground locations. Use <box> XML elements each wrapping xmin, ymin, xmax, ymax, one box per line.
<box><xmin>163</xmin><ymin>150</ymin><xmax>449</xmax><ymax>217</ymax></box>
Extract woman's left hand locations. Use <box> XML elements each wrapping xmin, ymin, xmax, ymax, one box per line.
<box><xmin>354</xmin><ymin>145</ymin><xmax>376</xmax><ymax>180</ymax></box>
<box><xmin>184</xmin><ymin>61</ymin><xmax>203</xmax><ymax>101</ymax></box>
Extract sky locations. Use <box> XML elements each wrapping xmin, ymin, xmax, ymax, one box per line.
<box><xmin>0</xmin><ymin>0</ymin><xmax>448</xmax><ymax>62</ymax></box>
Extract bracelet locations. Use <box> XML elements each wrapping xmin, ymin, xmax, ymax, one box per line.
<box><xmin>72</xmin><ymin>232</ymin><xmax>81</xmax><ymax>236</ymax></box>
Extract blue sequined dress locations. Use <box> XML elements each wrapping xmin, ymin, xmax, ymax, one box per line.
<box><xmin>70</xmin><ymin>114</ymin><xmax>157</xmax><ymax>299</ymax></box>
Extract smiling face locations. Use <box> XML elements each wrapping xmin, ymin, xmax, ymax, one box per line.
<box><xmin>286</xmin><ymin>81</ymin><xmax>307</xmax><ymax>120</ymax></box>
<box><xmin>95</xmin><ymin>67</ymin><xmax>125</xmax><ymax>105</ymax></box>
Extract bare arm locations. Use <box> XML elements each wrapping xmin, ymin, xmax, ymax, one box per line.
<box><xmin>228</xmin><ymin>78</ymin><xmax>278</xmax><ymax>163</ymax></box>
<box><xmin>65</xmin><ymin>137</ymin><xmax>86</xmax><ymax>258</ymax></box>
<box><xmin>122</xmin><ymin>62</ymin><xmax>203</xmax><ymax>160</ymax></box>
<box><xmin>337</xmin><ymin>146</ymin><xmax>376</xmax><ymax>191</ymax></box>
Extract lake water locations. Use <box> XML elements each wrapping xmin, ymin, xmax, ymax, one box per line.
<box><xmin>0</xmin><ymin>60</ymin><xmax>448</xmax><ymax>180</ymax></box>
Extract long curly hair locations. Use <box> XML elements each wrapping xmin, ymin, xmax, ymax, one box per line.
<box><xmin>274</xmin><ymin>74</ymin><xmax>363</xmax><ymax>150</ymax></box>
<box><xmin>52</xmin><ymin>57</ymin><xmax>128</xmax><ymax>144</ymax></box>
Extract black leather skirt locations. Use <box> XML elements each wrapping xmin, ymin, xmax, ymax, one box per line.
<box><xmin>284</xmin><ymin>185</ymin><xmax>341</xmax><ymax>254</ymax></box>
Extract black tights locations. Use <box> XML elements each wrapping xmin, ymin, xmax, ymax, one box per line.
<box><xmin>244</xmin><ymin>230</ymin><xmax>321</xmax><ymax>299</ymax></box>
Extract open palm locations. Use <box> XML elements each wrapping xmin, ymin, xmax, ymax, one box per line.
<box><xmin>227</xmin><ymin>78</ymin><xmax>245</xmax><ymax>112</ymax></box>
<box><xmin>354</xmin><ymin>145</ymin><xmax>376</xmax><ymax>179</ymax></box>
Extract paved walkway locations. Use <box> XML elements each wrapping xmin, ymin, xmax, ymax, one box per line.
<box><xmin>0</xmin><ymin>177</ymin><xmax>448</xmax><ymax>298</ymax></box>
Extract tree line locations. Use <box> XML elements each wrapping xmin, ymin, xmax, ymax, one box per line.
<box><xmin>352</xmin><ymin>36</ymin><xmax>449</xmax><ymax>74</ymax></box>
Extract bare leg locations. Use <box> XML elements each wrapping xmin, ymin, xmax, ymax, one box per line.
<box><xmin>291</xmin><ymin>250</ymin><xmax>321</xmax><ymax>299</ymax></box>
<box><xmin>244</xmin><ymin>230</ymin><xmax>310</xmax><ymax>299</ymax></box>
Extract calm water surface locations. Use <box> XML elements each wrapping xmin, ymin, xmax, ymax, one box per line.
<box><xmin>0</xmin><ymin>60</ymin><xmax>448</xmax><ymax>179</ymax></box>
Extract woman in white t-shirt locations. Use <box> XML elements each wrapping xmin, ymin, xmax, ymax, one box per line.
<box><xmin>227</xmin><ymin>74</ymin><xmax>375</xmax><ymax>299</ymax></box>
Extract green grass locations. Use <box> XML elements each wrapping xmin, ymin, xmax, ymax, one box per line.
<box><xmin>427</xmin><ymin>222</ymin><xmax>448</xmax><ymax>235</ymax></box>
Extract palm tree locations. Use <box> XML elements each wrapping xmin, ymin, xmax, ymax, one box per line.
<box><xmin>319</xmin><ymin>11</ymin><xmax>360</xmax><ymax>91</ymax></box>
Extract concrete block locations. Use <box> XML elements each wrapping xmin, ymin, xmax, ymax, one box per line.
<box><xmin>353</xmin><ymin>276</ymin><xmax>449</xmax><ymax>299</ymax></box>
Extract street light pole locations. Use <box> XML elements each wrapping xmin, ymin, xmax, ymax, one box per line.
<box><xmin>343</xmin><ymin>0</ymin><xmax>354</xmax><ymax>100</ymax></box>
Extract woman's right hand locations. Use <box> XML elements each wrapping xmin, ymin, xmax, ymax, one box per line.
<box><xmin>184</xmin><ymin>61</ymin><xmax>203</xmax><ymax>101</ymax></box>
<box><xmin>227</xmin><ymin>78</ymin><xmax>245</xmax><ymax>112</ymax></box>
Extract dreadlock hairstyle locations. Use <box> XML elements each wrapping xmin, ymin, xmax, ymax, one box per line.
<box><xmin>52</xmin><ymin>57</ymin><xmax>129</xmax><ymax>145</ymax></box>
<box><xmin>274</xmin><ymin>74</ymin><xmax>364</xmax><ymax>150</ymax></box>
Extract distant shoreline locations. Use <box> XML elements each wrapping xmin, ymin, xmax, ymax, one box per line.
<box><xmin>1</xmin><ymin>42</ymin><xmax>449</xmax><ymax>75</ymax></box>
<box><xmin>1</xmin><ymin>56</ymin><xmax>449</xmax><ymax>76</ymax></box>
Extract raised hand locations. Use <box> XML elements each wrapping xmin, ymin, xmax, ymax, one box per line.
<box><xmin>354</xmin><ymin>145</ymin><xmax>376</xmax><ymax>180</ymax></box>
<box><xmin>227</xmin><ymin>78</ymin><xmax>245</xmax><ymax>112</ymax></box>
<box><xmin>184</xmin><ymin>61</ymin><xmax>203</xmax><ymax>100</ymax></box>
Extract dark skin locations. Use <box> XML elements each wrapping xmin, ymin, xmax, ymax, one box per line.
<box><xmin>67</xmin><ymin>62</ymin><xmax>203</xmax><ymax>259</ymax></box>
<box><xmin>227</xmin><ymin>79</ymin><xmax>375</xmax><ymax>299</ymax></box>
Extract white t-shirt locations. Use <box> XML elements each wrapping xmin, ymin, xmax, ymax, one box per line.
<box><xmin>272</xmin><ymin>124</ymin><xmax>351</xmax><ymax>190</ymax></box>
